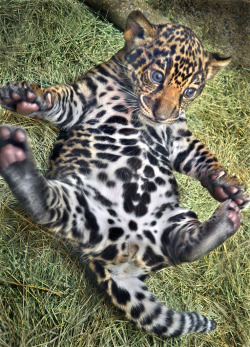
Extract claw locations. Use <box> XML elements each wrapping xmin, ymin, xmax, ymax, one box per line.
<box><xmin>45</xmin><ymin>92</ymin><xmax>52</xmax><ymax>108</ymax></box>
<box><xmin>211</xmin><ymin>171</ymin><xmax>225</xmax><ymax>180</ymax></box>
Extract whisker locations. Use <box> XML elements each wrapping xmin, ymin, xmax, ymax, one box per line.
<box><xmin>115</xmin><ymin>60</ymin><xmax>129</xmax><ymax>71</ymax></box>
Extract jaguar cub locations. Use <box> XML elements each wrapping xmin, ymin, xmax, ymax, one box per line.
<box><xmin>0</xmin><ymin>11</ymin><xmax>248</xmax><ymax>338</ymax></box>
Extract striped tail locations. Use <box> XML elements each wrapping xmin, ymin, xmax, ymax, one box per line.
<box><xmin>90</xmin><ymin>261</ymin><xmax>216</xmax><ymax>337</ymax></box>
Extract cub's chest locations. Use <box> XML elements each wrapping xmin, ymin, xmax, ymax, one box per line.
<box><xmin>48</xmin><ymin>121</ymin><xmax>178</xmax><ymax>218</ymax></box>
<box><xmin>50</xmin><ymin>125</ymin><xmax>170</xmax><ymax>175</ymax></box>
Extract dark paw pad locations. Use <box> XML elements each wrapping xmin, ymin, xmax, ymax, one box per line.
<box><xmin>0</xmin><ymin>126</ymin><xmax>27</xmax><ymax>169</ymax></box>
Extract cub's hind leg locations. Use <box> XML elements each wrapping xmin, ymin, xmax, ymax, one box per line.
<box><xmin>163</xmin><ymin>201</ymin><xmax>241</xmax><ymax>264</ymax></box>
<box><xmin>0</xmin><ymin>126</ymin><xmax>72</xmax><ymax>232</ymax></box>
<box><xmin>0</xmin><ymin>125</ymin><xmax>62</xmax><ymax>224</ymax></box>
<box><xmin>0</xmin><ymin>125</ymin><xmax>102</xmax><ymax>244</ymax></box>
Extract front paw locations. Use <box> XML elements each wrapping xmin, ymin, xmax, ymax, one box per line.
<box><xmin>201</xmin><ymin>170</ymin><xmax>249</xmax><ymax>209</ymax></box>
<box><xmin>0</xmin><ymin>81</ymin><xmax>52</xmax><ymax>116</ymax></box>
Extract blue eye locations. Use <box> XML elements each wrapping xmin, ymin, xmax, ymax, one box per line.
<box><xmin>151</xmin><ymin>70</ymin><xmax>164</xmax><ymax>84</ymax></box>
<box><xmin>183</xmin><ymin>88</ymin><xmax>196</xmax><ymax>98</ymax></box>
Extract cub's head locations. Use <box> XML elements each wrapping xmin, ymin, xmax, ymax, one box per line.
<box><xmin>122</xmin><ymin>11</ymin><xmax>231</xmax><ymax>124</ymax></box>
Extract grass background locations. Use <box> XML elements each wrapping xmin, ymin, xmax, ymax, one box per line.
<box><xmin>0</xmin><ymin>0</ymin><xmax>249</xmax><ymax>346</ymax></box>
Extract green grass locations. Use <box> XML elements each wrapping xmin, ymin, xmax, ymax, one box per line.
<box><xmin>0</xmin><ymin>0</ymin><xmax>249</xmax><ymax>346</ymax></box>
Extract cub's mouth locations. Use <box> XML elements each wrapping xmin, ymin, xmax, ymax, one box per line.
<box><xmin>139</xmin><ymin>96</ymin><xmax>179</xmax><ymax>124</ymax></box>
<box><xmin>138</xmin><ymin>111</ymin><xmax>161</xmax><ymax>124</ymax></box>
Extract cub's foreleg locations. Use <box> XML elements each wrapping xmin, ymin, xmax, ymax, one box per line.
<box><xmin>170</xmin><ymin>129</ymin><xmax>249</xmax><ymax>209</ymax></box>
<box><xmin>0</xmin><ymin>82</ymin><xmax>53</xmax><ymax>118</ymax></box>
<box><xmin>0</xmin><ymin>80</ymin><xmax>91</xmax><ymax>129</ymax></box>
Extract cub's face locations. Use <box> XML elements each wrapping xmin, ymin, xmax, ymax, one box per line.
<box><xmin>123</xmin><ymin>11</ymin><xmax>231</xmax><ymax>124</ymax></box>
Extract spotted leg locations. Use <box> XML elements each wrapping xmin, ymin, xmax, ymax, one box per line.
<box><xmin>0</xmin><ymin>82</ymin><xmax>53</xmax><ymax>117</ymax></box>
<box><xmin>169</xmin><ymin>124</ymin><xmax>249</xmax><ymax>209</ymax></box>
<box><xmin>0</xmin><ymin>80</ymin><xmax>92</xmax><ymax>129</ymax></box>
<box><xmin>163</xmin><ymin>200</ymin><xmax>241</xmax><ymax>264</ymax></box>
<box><xmin>90</xmin><ymin>261</ymin><xmax>216</xmax><ymax>337</ymax></box>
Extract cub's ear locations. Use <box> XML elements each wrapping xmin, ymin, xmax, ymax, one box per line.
<box><xmin>124</xmin><ymin>11</ymin><xmax>155</xmax><ymax>47</ymax></box>
<box><xmin>206</xmin><ymin>53</ymin><xmax>231</xmax><ymax>80</ymax></box>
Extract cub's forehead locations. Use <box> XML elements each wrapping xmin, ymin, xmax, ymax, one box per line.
<box><xmin>125</xmin><ymin>22</ymin><xmax>209</xmax><ymax>79</ymax></box>
<box><xmin>124</xmin><ymin>11</ymin><xmax>231</xmax><ymax>84</ymax></box>
<box><xmin>155</xmin><ymin>23</ymin><xmax>206</xmax><ymax>60</ymax></box>
<box><xmin>158</xmin><ymin>24</ymin><xmax>200</xmax><ymax>44</ymax></box>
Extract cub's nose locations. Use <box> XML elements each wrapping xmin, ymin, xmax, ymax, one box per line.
<box><xmin>153</xmin><ymin>106</ymin><xmax>179</xmax><ymax>122</ymax></box>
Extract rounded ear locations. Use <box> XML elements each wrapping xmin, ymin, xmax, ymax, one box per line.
<box><xmin>206</xmin><ymin>53</ymin><xmax>232</xmax><ymax>80</ymax></box>
<box><xmin>124</xmin><ymin>11</ymin><xmax>155</xmax><ymax>47</ymax></box>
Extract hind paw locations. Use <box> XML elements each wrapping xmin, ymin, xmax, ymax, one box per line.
<box><xmin>212</xmin><ymin>199</ymin><xmax>242</xmax><ymax>237</ymax></box>
<box><xmin>0</xmin><ymin>81</ymin><xmax>52</xmax><ymax>116</ymax></box>
<box><xmin>0</xmin><ymin>126</ymin><xmax>28</xmax><ymax>169</ymax></box>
